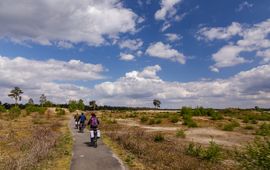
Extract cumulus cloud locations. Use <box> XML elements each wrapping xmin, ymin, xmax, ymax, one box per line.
<box><xmin>197</xmin><ymin>19</ymin><xmax>270</xmax><ymax>71</ymax></box>
<box><xmin>93</xmin><ymin>64</ymin><xmax>270</xmax><ymax>108</ymax></box>
<box><xmin>0</xmin><ymin>56</ymin><xmax>105</xmax><ymax>103</ymax></box>
<box><xmin>119</xmin><ymin>53</ymin><xmax>135</xmax><ymax>61</ymax></box>
<box><xmin>0</xmin><ymin>0</ymin><xmax>138</xmax><ymax>46</ymax></box>
<box><xmin>118</xmin><ymin>39</ymin><xmax>143</xmax><ymax>51</ymax></box>
<box><xmin>57</xmin><ymin>41</ymin><xmax>74</xmax><ymax>49</ymax></box>
<box><xmin>155</xmin><ymin>0</ymin><xmax>182</xmax><ymax>20</ymax></box>
<box><xmin>197</xmin><ymin>22</ymin><xmax>242</xmax><ymax>41</ymax></box>
<box><xmin>1</xmin><ymin>57</ymin><xmax>270</xmax><ymax>108</ymax></box>
<box><xmin>165</xmin><ymin>33</ymin><xmax>182</xmax><ymax>42</ymax></box>
<box><xmin>146</xmin><ymin>42</ymin><xmax>186</xmax><ymax>64</ymax></box>
<box><xmin>210</xmin><ymin>45</ymin><xmax>248</xmax><ymax>72</ymax></box>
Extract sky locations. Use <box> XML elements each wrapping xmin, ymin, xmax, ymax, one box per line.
<box><xmin>0</xmin><ymin>0</ymin><xmax>270</xmax><ymax>108</ymax></box>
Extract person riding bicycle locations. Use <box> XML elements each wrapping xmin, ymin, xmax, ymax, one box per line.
<box><xmin>78</xmin><ymin>112</ymin><xmax>87</xmax><ymax>131</ymax></box>
<box><xmin>87</xmin><ymin>113</ymin><xmax>99</xmax><ymax>129</ymax></box>
<box><xmin>74</xmin><ymin>113</ymin><xmax>80</xmax><ymax>128</ymax></box>
<box><xmin>87</xmin><ymin>113</ymin><xmax>100</xmax><ymax>145</ymax></box>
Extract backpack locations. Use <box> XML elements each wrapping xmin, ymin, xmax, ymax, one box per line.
<box><xmin>91</xmin><ymin>117</ymin><xmax>98</xmax><ymax>127</ymax></box>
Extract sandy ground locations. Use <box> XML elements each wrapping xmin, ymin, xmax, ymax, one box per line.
<box><xmin>116</xmin><ymin>118</ymin><xmax>254</xmax><ymax>147</ymax></box>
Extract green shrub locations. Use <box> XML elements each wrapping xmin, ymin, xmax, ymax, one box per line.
<box><xmin>256</xmin><ymin>123</ymin><xmax>270</xmax><ymax>136</ymax></box>
<box><xmin>223</xmin><ymin>120</ymin><xmax>240</xmax><ymax>131</ymax></box>
<box><xmin>183</xmin><ymin>114</ymin><xmax>198</xmax><ymax>128</ymax></box>
<box><xmin>181</xmin><ymin>106</ymin><xmax>193</xmax><ymax>116</ymax></box>
<box><xmin>140</xmin><ymin>116</ymin><xmax>149</xmax><ymax>123</ymax></box>
<box><xmin>186</xmin><ymin>141</ymin><xmax>222</xmax><ymax>162</ymax></box>
<box><xmin>25</xmin><ymin>105</ymin><xmax>46</xmax><ymax>115</ymax></box>
<box><xmin>169</xmin><ymin>115</ymin><xmax>179</xmax><ymax>123</ymax></box>
<box><xmin>0</xmin><ymin>105</ymin><xmax>6</xmax><ymax>113</ymax></box>
<box><xmin>148</xmin><ymin>118</ymin><xmax>155</xmax><ymax>125</ymax></box>
<box><xmin>176</xmin><ymin>129</ymin><xmax>186</xmax><ymax>138</ymax></box>
<box><xmin>9</xmin><ymin>106</ymin><xmax>21</xmax><ymax>119</ymax></box>
<box><xmin>251</xmin><ymin>119</ymin><xmax>258</xmax><ymax>124</ymax></box>
<box><xmin>235</xmin><ymin>137</ymin><xmax>270</xmax><ymax>170</ymax></box>
<box><xmin>56</xmin><ymin>108</ymin><xmax>65</xmax><ymax>116</ymax></box>
<box><xmin>155</xmin><ymin>118</ymin><xmax>162</xmax><ymax>124</ymax></box>
<box><xmin>154</xmin><ymin>133</ymin><xmax>164</xmax><ymax>142</ymax></box>
<box><xmin>210</xmin><ymin>112</ymin><xmax>223</xmax><ymax>120</ymax></box>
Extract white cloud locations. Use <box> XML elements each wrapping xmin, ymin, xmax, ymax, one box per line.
<box><xmin>146</xmin><ymin>42</ymin><xmax>186</xmax><ymax>64</ymax></box>
<box><xmin>119</xmin><ymin>53</ymin><xmax>135</xmax><ymax>61</ymax></box>
<box><xmin>165</xmin><ymin>33</ymin><xmax>182</xmax><ymax>42</ymax></box>
<box><xmin>155</xmin><ymin>0</ymin><xmax>182</xmax><ymax>20</ymax></box>
<box><xmin>93</xmin><ymin>64</ymin><xmax>270</xmax><ymax>108</ymax></box>
<box><xmin>197</xmin><ymin>19</ymin><xmax>270</xmax><ymax>71</ymax></box>
<box><xmin>1</xmin><ymin>58</ymin><xmax>270</xmax><ymax>108</ymax></box>
<box><xmin>197</xmin><ymin>22</ymin><xmax>242</xmax><ymax>41</ymax></box>
<box><xmin>57</xmin><ymin>41</ymin><xmax>74</xmax><ymax>49</ymax></box>
<box><xmin>0</xmin><ymin>0</ymin><xmax>138</xmax><ymax>46</ymax></box>
<box><xmin>236</xmin><ymin>1</ymin><xmax>253</xmax><ymax>12</ymax></box>
<box><xmin>118</xmin><ymin>39</ymin><xmax>143</xmax><ymax>51</ymax></box>
<box><xmin>211</xmin><ymin>45</ymin><xmax>248</xmax><ymax>72</ymax></box>
<box><xmin>0</xmin><ymin>55</ymin><xmax>106</xmax><ymax>104</ymax></box>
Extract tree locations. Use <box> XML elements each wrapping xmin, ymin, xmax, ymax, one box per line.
<box><xmin>28</xmin><ymin>98</ymin><xmax>34</xmax><ymax>105</ymax></box>
<box><xmin>40</xmin><ymin>94</ymin><xmax>47</xmax><ymax>107</ymax></box>
<box><xmin>89</xmin><ymin>100</ymin><xmax>97</xmax><ymax>110</ymax></box>
<box><xmin>78</xmin><ymin>99</ymin><xmax>85</xmax><ymax>111</ymax></box>
<box><xmin>153</xmin><ymin>99</ymin><xmax>161</xmax><ymax>109</ymax></box>
<box><xmin>68</xmin><ymin>100</ymin><xmax>77</xmax><ymax>112</ymax></box>
<box><xmin>8</xmin><ymin>87</ymin><xmax>23</xmax><ymax>106</ymax></box>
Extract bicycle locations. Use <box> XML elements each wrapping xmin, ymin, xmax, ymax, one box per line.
<box><xmin>90</xmin><ymin>128</ymin><xmax>100</xmax><ymax>148</ymax></box>
<box><xmin>79</xmin><ymin>122</ymin><xmax>85</xmax><ymax>133</ymax></box>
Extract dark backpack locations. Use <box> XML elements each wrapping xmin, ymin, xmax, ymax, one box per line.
<box><xmin>91</xmin><ymin>117</ymin><xmax>98</xmax><ymax>127</ymax></box>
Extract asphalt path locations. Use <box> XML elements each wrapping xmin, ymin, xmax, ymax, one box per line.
<box><xmin>69</xmin><ymin>119</ymin><xmax>126</xmax><ymax>170</ymax></box>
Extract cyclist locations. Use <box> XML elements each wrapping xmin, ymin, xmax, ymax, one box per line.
<box><xmin>78</xmin><ymin>112</ymin><xmax>86</xmax><ymax>132</ymax></box>
<box><xmin>74</xmin><ymin>112</ymin><xmax>80</xmax><ymax>129</ymax></box>
<box><xmin>87</xmin><ymin>113</ymin><xmax>100</xmax><ymax>145</ymax></box>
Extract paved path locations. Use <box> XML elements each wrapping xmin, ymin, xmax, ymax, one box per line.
<box><xmin>69</xmin><ymin>119</ymin><xmax>126</xmax><ymax>170</ymax></box>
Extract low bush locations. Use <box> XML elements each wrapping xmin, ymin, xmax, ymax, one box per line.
<box><xmin>235</xmin><ymin>137</ymin><xmax>270</xmax><ymax>170</ymax></box>
<box><xmin>140</xmin><ymin>116</ymin><xmax>149</xmax><ymax>123</ymax></box>
<box><xmin>0</xmin><ymin>105</ymin><xmax>6</xmax><ymax>113</ymax></box>
<box><xmin>154</xmin><ymin>133</ymin><xmax>164</xmax><ymax>142</ymax></box>
<box><xmin>56</xmin><ymin>108</ymin><xmax>65</xmax><ymax>116</ymax></box>
<box><xmin>169</xmin><ymin>115</ymin><xmax>179</xmax><ymax>123</ymax></box>
<box><xmin>183</xmin><ymin>114</ymin><xmax>198</xmax><ymax>128</ymax></box>
<box><xmin>210</xmin><ymin>112</ymin><xmax>223</xmax><ymax>120</ymax></box>
<box><xmin>223</xmin><ymin>120</ymin><xmax>240</xmax><ymax>131</ymax></box>
<box><xmin>155</xmin><ymin>118</ymin><xmax>162</xmax><ymax>124</ymax></box>
<box><xmin>256</xmin><ymin>123</ymin><xmax>270</xmax><ymax>136</ymax></box>
<box><xmin>8</xmin><ymin>106</ymin><xmax>21</xmax><ymax>119</ymax></box>
<box><xmin>25</xmin><ymin>105</ymin><xmax>46</xmax><ymax>115</ymax></box>
<box><xmin>186</xmin><ymin>141</ymin><xmax>222</xmax><ymax>162</ymax></box>
<box><xmin>176</xmin><ymin>129</ymin><xmax>186</xmax><ymax>138</ymax></box>
<box><xmin>148</xmin><ymin>118</ymin><xmax>155</xmax><ymax>125</ymax></box>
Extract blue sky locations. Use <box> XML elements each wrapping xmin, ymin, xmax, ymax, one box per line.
<box><xmin>0</xmin><ymin>0</ymin><xmax>270</xmax><ymax>108</ymax></box>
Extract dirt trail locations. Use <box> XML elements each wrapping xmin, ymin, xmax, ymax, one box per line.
<box><xmin>69</xmin><ymin>115</ymin><xmax>126</xmax><ymax>170</ymax></box>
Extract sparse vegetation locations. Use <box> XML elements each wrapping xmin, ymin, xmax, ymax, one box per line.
<box><xmin>235</xmin><ymin>137</ymin><xmax>270</xmax><ymax>170</ymax></box>
<box><xmin>256</xmin><ymin>123</ymin><xmax>270</xmax><ymax>136</ymax></box>
<box><xmin>176</xmin><ymin>129</ymin><xmax>186</xmax><ymax>138</ymax></box>
<box><xmin>223</xmin><ymin>120</ymin><xmax>240</xmax><ymax>131</ymax></box>
<box><xmin>169</xmin><ymin>114</ymin><xmax>179</xmax><ymax>123</ymax></box>
<box><xmin>186</xmin><ymin>141</ymin><xmax>222</xmax><ymax>162</ymax></box>
<box><xmin>154</xmin><ymin>133</ymin><xmax>165</xmax><ymax>142</ymax></box>
<box><xmin>8</xmin><ymin>106</ymin><xmax>21</xmax><ymax>119</ymax></box>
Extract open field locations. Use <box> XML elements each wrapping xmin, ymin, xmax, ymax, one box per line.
<box><xmin>0</xmin><ymin>107</ymin><xmax>72</xmax><ymax>170</ymax></box>
<box><xmin>99</xmin><ymin>108</ymin><xmax>270</xmax><ymax>170</ymax></box>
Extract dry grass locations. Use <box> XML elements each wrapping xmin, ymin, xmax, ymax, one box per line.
<box><xmin>0</xmin><ymin>108</ymin><xmax>72</xmax><ymax>170</ymax></box>
<box><xmin>101</xmin><ymin>123</ymin><xmax>234</xmax><ymax>170</ymax></box>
